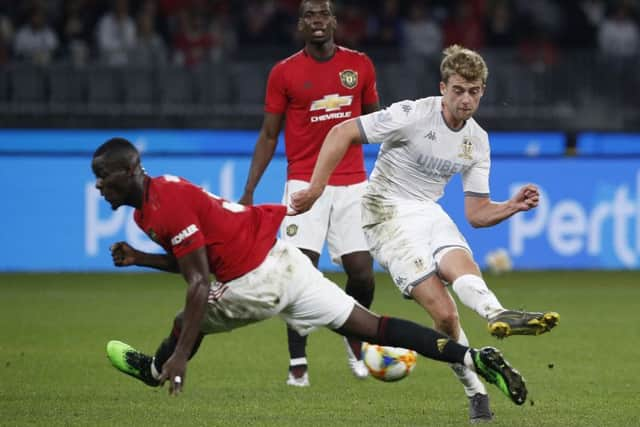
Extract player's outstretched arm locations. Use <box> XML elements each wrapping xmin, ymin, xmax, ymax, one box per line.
<box><xmin>110</xmin><ymin>241</ymin><xmax>179</xmax><ymax>273</ymax></box>
<box><xmin>159</xmin><ymin>246</ymin><xmax>211</xmax><ymax>395</ymax></box>
<box><xmin>464</xmin><ymin>184</ymin><xmax>540</xmax><ymax>228</ymax></box>
<box><xmin>238</xmin><ymin>113</ymin><xmax>283</xmax><ymax>206</ymax></box>
<box><xmin>289</xmin><ymin>119</ymin><xmax>362</xmax><ymax>214</ymax></box>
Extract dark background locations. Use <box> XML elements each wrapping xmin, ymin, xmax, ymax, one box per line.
<box><xmin>0</xmin><ymin>0</ymin><xmax>638</xmax><ymax>136</ymax></box>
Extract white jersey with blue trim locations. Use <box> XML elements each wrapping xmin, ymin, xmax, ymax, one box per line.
<box><xmin>357</xmin><ymin>96</ymin><xmax>491</xmax><ymax>204</ymax></box>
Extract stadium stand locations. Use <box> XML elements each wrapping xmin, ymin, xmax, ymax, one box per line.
<box><xmin>122</xmin><ymin>66</ymin><xmax>155</xmax><ymax>113</ymax></box>
<box><xmin>0</xmin><ymin>1</ymin><xmax>637</xmax><ymax>134</ymax></box>
<box><xmin>87</xmin><ymin>65</ymin><xmax>123</xmax><ymax>111</ymax></box>
<box><xmin>48</xmin><ymin>64</ymin><xmax>87</xmax><ymax>112</ymax></box>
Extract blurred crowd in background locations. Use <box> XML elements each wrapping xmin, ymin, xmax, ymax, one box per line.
<box><xmin>0</xmin><ymin>0</ymin><xmax>638</xmax><ymax>68</ymax></box>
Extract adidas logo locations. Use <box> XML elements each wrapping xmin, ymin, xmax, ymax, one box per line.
<box><xmin>437</xmin><ymin>338</ymin><xmax>449</xmax><ymax>353</ymax></box>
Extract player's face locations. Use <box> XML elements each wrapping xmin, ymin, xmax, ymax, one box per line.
<box><xmin>440</xmin><ymin>74</ymin><xmax>484</xmax><ymax>123</ymax></box>
<box><xmin>92</xmin><ymin>155</ymin><xmax>133</xmax><ymax>210</ymax></box>
<box><xmin>298</xmin><ymin>1</ymin><xmax>336</xmax><ymax>45</ymax></box>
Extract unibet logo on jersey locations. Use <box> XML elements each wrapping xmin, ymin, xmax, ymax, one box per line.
<box><xmin>310</xmin><ymin>94</ymin><xmax>353</xmax><ymax>123</ymax></box>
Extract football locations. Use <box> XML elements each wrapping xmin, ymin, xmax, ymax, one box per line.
<box><xmin>362</xmin><ymin>343</ymin><xmax>417</xmax><ymax>382</ymax></box>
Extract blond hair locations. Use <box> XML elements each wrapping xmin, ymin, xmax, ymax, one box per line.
<box><xmin>440</xmin><ymin>45</ymin><xmax>488</xmax><ymax>85</ymax></box>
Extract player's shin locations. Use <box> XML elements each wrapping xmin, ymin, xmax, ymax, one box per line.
<box><xmin>448</xmin><ymin>327</ymin><xmax>487</xmax><ymax>397</ymax></box>
<box><xmin>287</xmin><ymin>325</ymin><xmax>309</xmax><ymax>377</ymax></box>
<box><xmin>374</xmin><ymin>316</ymin><xmax>469</xmax><ymax>364</ymax></box>
<box><xmin>344</xmin><ymin>279</ymin><xmax>374</xmax><ymax>359</ymax></box>
<box><xmin>452</xmin><ymin>274</ymin><xmax>504</xmax><ymax>319</ymax></box>
<box><xmin>152</xmin><ymin>322</ymin><xmax>204</xmax><ymax>379</ymax></box>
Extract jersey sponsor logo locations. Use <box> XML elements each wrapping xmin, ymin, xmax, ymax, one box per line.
<box><xmin>310</xmin><ymin>111</ymin><xmax>352</xmax><ymax>122</ymax></box>
<box><xmin>171</xmin><ymin>224</ymin><xmax>198</xmax><ymax>246</ymax></box>
<box><xmin>309</xmin><ymin>94</ymin><xmax>354</xmax><ymax>123</ymax></box>
<box><xmin>416</xmin><ymin>154</ymin><xmax>467</xmax><ymax>177</ymax></box>
<box><xmin>401</xmin><ymin>103</ymin><xmax>412</xmax><ymax>115</ymax></box>
<box><xmin>339</xmin><ymin>69</ymin><xmax>358</xmax><ymax>89</ymax></box>
<box><xmin>286</xmin><ymin>224</ymin><xmax>298</xmax><ymax>237</ymax></box>
<box><xmin>310</xmin><ymin>94</ymin><xmax>353</xmax><ymax>112</ymax></box>
<box><xmin>459</xmin><ymin>137</ymin><xmax>474</xmax><ymax>160</ymax></box>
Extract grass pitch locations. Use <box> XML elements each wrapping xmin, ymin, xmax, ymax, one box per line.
<box><xmin>1</xmin><ymin>271</ymin><xmax>639</xmax><ymax>426</ymax></box>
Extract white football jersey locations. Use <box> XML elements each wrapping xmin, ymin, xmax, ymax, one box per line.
<box><xmin>357</xmin><ymin>96</ymin><xmax>490</xmax><ymax>203</ymax></box>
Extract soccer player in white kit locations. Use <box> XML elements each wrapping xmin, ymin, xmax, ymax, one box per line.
<box><xmin>290</xmin><ymin>45</ymin><xmax>559</xmax><ymax>423</ymax></box>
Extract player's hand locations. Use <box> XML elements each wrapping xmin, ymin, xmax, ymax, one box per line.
<box><xmin>511</xmin><ymin>184</ymin><xmax>540</xmax><ymax>211</ymax></box>
<box><xmin>159</xmin><ymin>353</ymin><xmax>188</xmax><ymax>396</ymax></box>
<box><xmin>237</xmin><ymin>192</ymin><xmax>253</xmax><ymax>206</ymax></box>
<box><xmin>288</xmin><ymin>186</ymin><xmax>323</xmax><ymax>215</ymax></box>
<box><xmin>109</xmin><ymin>242</ymin><xmax>137</xmax><ymax>267</ymax></box>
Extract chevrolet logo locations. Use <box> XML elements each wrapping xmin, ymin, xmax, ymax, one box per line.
<box><xmin>310</xmin><ymin>94</ymin><xmax>353</xmax><ymax>112</ymax></box>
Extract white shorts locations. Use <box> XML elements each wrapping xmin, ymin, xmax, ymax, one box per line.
<box><xmin>362</xmin><ymin>197</ymin><xmax>471</xmax><ymax>297</ymax></box>
<box><xmin>200</xmin><ymin>240</ymin><xmax>356</xmax><ymax>336</ymax></box>
<box><xmin>280</xmin><ymin>180</ymin><xmax>369</xmax><ymax>264</ymax></box>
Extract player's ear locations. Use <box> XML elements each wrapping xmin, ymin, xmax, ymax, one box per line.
<box><xmin>128</xmin><ymin>160</ymin><xmax>141</xmax><ymax>176</ymax></box>
<box><xmin>439</xmin><ymin>81</ymin><xmax>446</xmax><ymax>96</ymax></box>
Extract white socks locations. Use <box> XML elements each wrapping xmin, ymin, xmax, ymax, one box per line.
<box><xmin>449</xmin><ymin>327</ymin><xmax>486</xmax><ymax>397</ymax></box>
<box><xmin>289</xmin><ymin>357</ymin><xmax>308</xmax><ymax>367</ymax></box>
<box><xmin>452</xmin><ymin>274</ymin><xmax>504</xmax><ymax>319</ymax></box>
<box><xmin>463</xmin><ymin>350</ymin><xmax>474</xmax><ymax>371</ymax></box>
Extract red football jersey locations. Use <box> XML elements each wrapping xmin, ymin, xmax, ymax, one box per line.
<box><xmin>134</xmin><ymin>175</ymin><xmax>286</xmax><ymax>283</ymax></box>
<box><xmin>265</xmin><ymin>46</ymin><xmax>378</xmax><ymax>185</ymax></box>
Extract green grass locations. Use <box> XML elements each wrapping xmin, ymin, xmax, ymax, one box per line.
<box><xmin>1</xmin><ymin>271</ymin><xmax>640</xmax><ymax>426</ymax></box>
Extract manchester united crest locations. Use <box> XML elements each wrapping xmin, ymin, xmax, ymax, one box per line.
<box><xmin>459</xmin><ymin>137</ymin><xmax>474</xmax><ymax>160</ymax></box>
<box><xmin>339</xmin><ymin>70</ymin><xmax>358</xmax><ymax>89</ymax></box>
<box><xmin>286</xmin><ymin>224</ymin><xmax>298</xmax><ymax>237</ymax></box>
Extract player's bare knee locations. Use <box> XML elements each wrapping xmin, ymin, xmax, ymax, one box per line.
<box><xmin>339</xmin><ymin>304</ymin><xmax>379</xmax><ymax>340</ymax></box>
<box><xmin>437</xmin><ymin>248</ymin><xmax>480</xmax><ymax>280</ymax></box>
<box><xmin>342</xmin><ymin>252</ymin><xmax>374</xmax><ymax>280</ymax></box>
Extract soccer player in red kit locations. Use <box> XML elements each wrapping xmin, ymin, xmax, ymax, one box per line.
<box><xmin>239</xmin><ymin>0</ymin><xmax>379</xmax><ymax>386</ymax></box>
<box><xmin>94</xmin><ymin>138</ymin><xmax>528</xmax><ymax>406</ymax></box>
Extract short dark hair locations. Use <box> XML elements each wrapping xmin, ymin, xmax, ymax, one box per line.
<box><xmin>93</xmin><ymin>137</ymin><xmax>140</xmax><ymax>169</ymax></box>
<box><xmin>298</xmin><ymin>0</ymin><xmax>335</xmax><ymax>17</ymax></box>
